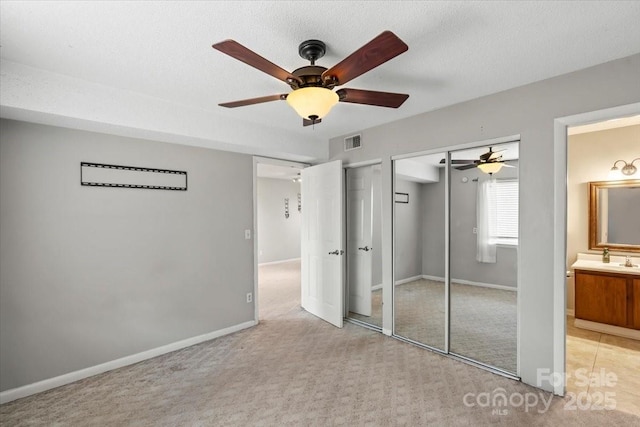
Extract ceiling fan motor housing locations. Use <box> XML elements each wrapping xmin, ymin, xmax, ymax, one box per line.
<box><xmin>298</xmin><ymin>39</ymin><xmax>326</xmax><ymax>64</ymax></box>
<box><xmin>290</xmin><ymin>65</ymin><xmax>330</xmax><ymax>89</ymax></box>
<box><xmin>287</xmin><ymin>40</ymin><xmax>338</xmax><ymax>90</ymax></box>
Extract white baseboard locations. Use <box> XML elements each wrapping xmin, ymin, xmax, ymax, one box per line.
<box><xmin>421</xmin><ymin>275</ymin><xmax>517</xmax><ymax>292</ymax></box>
<box><xmin>258</xmin><ymin>257</ymin><xmax>301</xmax><ymax>266</ymax></box>
<box><xmin>0</xmin><ymin>320</ymin><xmax>257</xmax><ymax>404</ymax></box>
<box><xmin>573</xmin><ymin>318</ymin><xmax>640</xmax><ymax>340</ymax></box>
<box><xmin>383</xmin><ymin>328</ymin><xmax>392</xmax><ymax>336</ymax></box>
<box><xmin>420</xmin><ymin>274</ymin><xmax>446</xmax><ymax>283</ymax></box>
<box><xmin>394</xmin><ymin>275</ymin><xmax>423</xmax><ymax>286</ymax></box>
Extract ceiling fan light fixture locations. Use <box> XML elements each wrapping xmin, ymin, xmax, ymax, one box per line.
<box><xmin>286</xmin><ymin>87</ymin><xmax>339</xmax><ymax>120</ymax></box>
<box><xmin>477</xmin><ymin>162</ymin><xmax>504</xmax><ymax>174</ymax></box>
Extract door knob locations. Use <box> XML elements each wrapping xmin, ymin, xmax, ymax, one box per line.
<box><xmin>328</xmin><ymin>250</ymin><xmax>344</xmax><ymax>255</ymax></box>
<box><xmin>358</xmin><ymin>246</ymin><xmax>371</xmax><ymax>252</ymax></box>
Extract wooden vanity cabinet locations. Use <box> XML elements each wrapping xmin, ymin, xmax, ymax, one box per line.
<box><xmin>574</xmin><ymin>270</ymin><xmax>640</xmax><ymax>330</ymax></box>
<box><xmin>634</xmin><ymin>278</ymin><xmax>640</xmax><ymax>329</ymax></box>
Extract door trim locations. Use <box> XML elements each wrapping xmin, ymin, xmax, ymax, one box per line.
<box><xmin>553</xmin><ymin>101</ymin><xmax>640</xmax><ymax>396</ymax></box>
<box><xmin>391</xmin><ymin>138</ymin><xmax>522</xmax><ymax>378</ymax></box>
<box><xmin>390</xmin><ymin>135</ymin><xmax>520</xmax><ymax>161</ymax></box>
<box><xmin>344</xmin><ymin>162</ymin><xmax>383</xmax><ymax>328</ymax></box>
<box><xmin>344</xmin><ymin>158</ymin><xmax>383</xmax><ymax>169</ymax></box>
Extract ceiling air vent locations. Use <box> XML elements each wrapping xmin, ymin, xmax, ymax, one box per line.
<box><xmin>344</xmin><ymin>134</ymin><xmax>362</xmax><ymax>151</ymax></box>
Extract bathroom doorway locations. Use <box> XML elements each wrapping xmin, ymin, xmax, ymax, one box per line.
<box><xmin>564</xmin><ymin>114</ymin><xmax>640</xmax><ymax>416</ymax></box>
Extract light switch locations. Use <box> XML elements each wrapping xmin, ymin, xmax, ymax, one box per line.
<box><xmin>245</xmin><ymin>229</ymin><xmax>251</xmax><ymax>240</ymax></box>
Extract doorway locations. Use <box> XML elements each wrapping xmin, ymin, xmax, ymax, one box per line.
<box><xmin>564</xmin><ymin>114</ymin><xmax>640</xmax><ymax>416</ymax></box>
<box><xmin>254</xmin><ymin>157</ymin><xmax>307</xmax><ymax>322</ymax></box>
<box><xmin>345</xmin><ymin>163</ymin><xmax>383</xmax><ymax>330</ymax></box>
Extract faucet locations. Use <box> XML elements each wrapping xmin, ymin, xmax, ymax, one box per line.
<box><xmin>625</xmin><ymin>256</ymin><xmax>634</xmax><ymax>267</ymax></box>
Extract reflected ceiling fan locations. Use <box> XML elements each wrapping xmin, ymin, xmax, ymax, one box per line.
<box><xmin>440</xmin><ymin>147</ymin><xmax>515</xmax><ymax>174</ymax></box>
<box><xmin>212</xmin><ymin>31</ymin><xmax>409</xmax><ymax>126</ymax></box>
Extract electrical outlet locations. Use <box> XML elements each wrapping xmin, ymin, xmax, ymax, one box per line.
<box><xmin>472</xmin><ymin>227</ymin><xmax>478</xmax><ymax>234</ymax></box>
<box><xmin>244</xmin><ymin>229</ymin><xmax>251</xmax><ymax>240</ymax></box>
<box><xmin>246</xmin><ymin>292</ymin><xmax>252</xmax><ymax>303</ymax></box>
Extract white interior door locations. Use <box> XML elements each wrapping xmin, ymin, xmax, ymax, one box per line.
<box><xmin>347</xmin><ymin>166</ymin><xmax>373</xmax><ymax>316</ymax></box>
<box><xmin>301</xmin><ymin>160</ymin><xmax>344</xmax><ymax>328</ymax></box>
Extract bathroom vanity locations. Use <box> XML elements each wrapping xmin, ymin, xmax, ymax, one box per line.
<box><xmin>572</xmin><ymin>253</ymin><xmax>640</xmax><ymax>339</ymax></box>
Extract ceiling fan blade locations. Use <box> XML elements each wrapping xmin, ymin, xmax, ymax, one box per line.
<box><xmin>480</xmin><ymin>148</ymin><xmax>507</xmax><ymax>161</ymax></box>
<box><xmin>455</xmin><ymin>163</ymin><xmax>479</xmax><ymax>170</ymax></box>
<box><xmin>440</xmin><ymin>159</ymin><xmax>477</xmax><ymax>165</ymax></box>
<box><xmin>488</xmin><ymin>150</ymin><xmax>506</xmax><ymax>160</ymax></box>
<box><xmin>336</xmin><ymin>88</ymin><xmax>409</xmax><ymax>108</ymax></box>
<box><xmin>219</xmin><ymin>94</ymin><xmax>287</xmax><ymax>108</ymax></box>
<box><xmin>303</xmin><ymin>118</ymin><xmax>322</xmax><ymax>127</ymax></box>
<box><xmin>212</xmin><ymin>40</ymin><xmax>301</xmax><ymax>85</ymax></box>
<box><xmin>322</xmin><ymin>31</ymin><xmax>408</xmax><ymax>86</ymax></box>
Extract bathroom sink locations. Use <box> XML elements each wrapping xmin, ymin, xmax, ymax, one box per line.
<box><xmin>572</xmin><ymin>253</ymin><xmax>640</xmax><ymax>276</ymax></box>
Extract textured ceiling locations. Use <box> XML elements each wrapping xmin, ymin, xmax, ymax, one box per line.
<box><xmin>1</xmin><ymin>1</ymin><xmax>640</xmax><ymax>159</ymax></box>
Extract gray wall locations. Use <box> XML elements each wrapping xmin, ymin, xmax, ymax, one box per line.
<box><xmin>394</xmin><ymin>178</ymin><xmax>423</xmax><ymax>280</ymax></box>
<box><xmin>420</xmin><ymin>176</ymin><xmax>446</xmax><ymax>279</ymax></box>
<box><xmin>328</xmin><ymin>54</ymin><xmax>640</xmax><ymax>390</ymax></box>
<box><xmin>413</xmin><ymin>165</ymin><xmax>518</xmax><ymax>288</ymax></box>
<box><xmin>449</xmin><ymin>164</ymin><xmax>518</xmax><ymax>287</ymax></box>
<box><xmin>0</xmin><ymin>119</ymin><xmax>254</xmax><ymax>392</ymax></box>
<box><xmin>257</xmin><ymin>177</ymin><xmax>301</xmax><ymax>264</ymax></box>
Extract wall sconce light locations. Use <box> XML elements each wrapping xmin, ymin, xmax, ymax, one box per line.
<box><xmin>609</xmin><ymin>158</ymin><xmax>639</xmax><ymax>179</ymax></box>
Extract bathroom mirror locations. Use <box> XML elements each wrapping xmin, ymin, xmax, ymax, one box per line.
<box><xmin>589</xmin><ymin>179</ymin><xmax>640</xmax><ymax>253</ymax></box>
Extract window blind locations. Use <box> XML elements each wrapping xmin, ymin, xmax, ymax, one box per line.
<box><xmin>494</xmin><ymin>179</ymin><xmax>519</xmax><ymax>240</ymax></box>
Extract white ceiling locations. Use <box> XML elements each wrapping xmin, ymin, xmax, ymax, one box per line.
<box><xmin>257</xmin><ymin>163</ymin><xmax>302</xmax><ymax>180</ymax></box>
<box><xmin>1</xmin><ymin>1</ymin><xmax>640</xmax><ymax>161</ymax></box>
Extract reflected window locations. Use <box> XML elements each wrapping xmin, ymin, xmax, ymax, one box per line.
<box><xmin>493</xmin><ymin>179</ymin><xmax>518</xmax><ymax>245</ymax></box>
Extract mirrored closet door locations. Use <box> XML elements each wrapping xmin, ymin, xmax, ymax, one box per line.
<box><xmin>392</xmin><ymin>141</ymin><xmax>519</xmax><ymax>375</ymax></box>
<box><xmin>448</xmin><ymin>142</ymin><xmax>518</xmax><ymax>374</ymax></box>
<box><xmin>346</xmin><ymin>164</ymin><xmax>383</xmax><ymax>328</ymax></box>
<box><xmin>393</xmin><ymin>153</ymin><xmax>446</xmax><ymax>351</ymax></box>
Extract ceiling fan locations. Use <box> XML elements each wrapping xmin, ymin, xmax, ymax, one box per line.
<box><xmin>439</xmin><ymin>147</ymin><xmax>515</xmax><ymax>174</ymax></box>
<box><xmin>212</xmin><ymin>31</ymin><xmax>409</xmax><ymax>126</ymax></box>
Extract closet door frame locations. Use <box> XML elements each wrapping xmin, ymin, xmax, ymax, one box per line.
<box><xmin>391</xmin><ymin>134</ymin><xmax>521</xmax><ymax>380</ymax></box>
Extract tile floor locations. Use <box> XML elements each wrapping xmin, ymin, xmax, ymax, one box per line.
<box><xmin>566</xmin><ymin>315</ymin><xmax>640</xmax><ymax>417</ymax></box>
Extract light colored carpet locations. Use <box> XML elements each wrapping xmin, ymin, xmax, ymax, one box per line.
<box><xmin>351</xmin><ymin>279</ymin><xmax>517</xmax><ymax>373</ymax></box>
<box><xmin>348</xmin><ymin>289</ymin><xmax>383</xmax><ymax>328</ymax></box>
<box><xmin>450</xmin><ymin>282</ymin><xmax>516</xmax><ymax>373</ymax></box>
<box><xmin>1</xmin><ymin>260</ymin><xmax>638</xmax><ymax>426</ymax></box>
